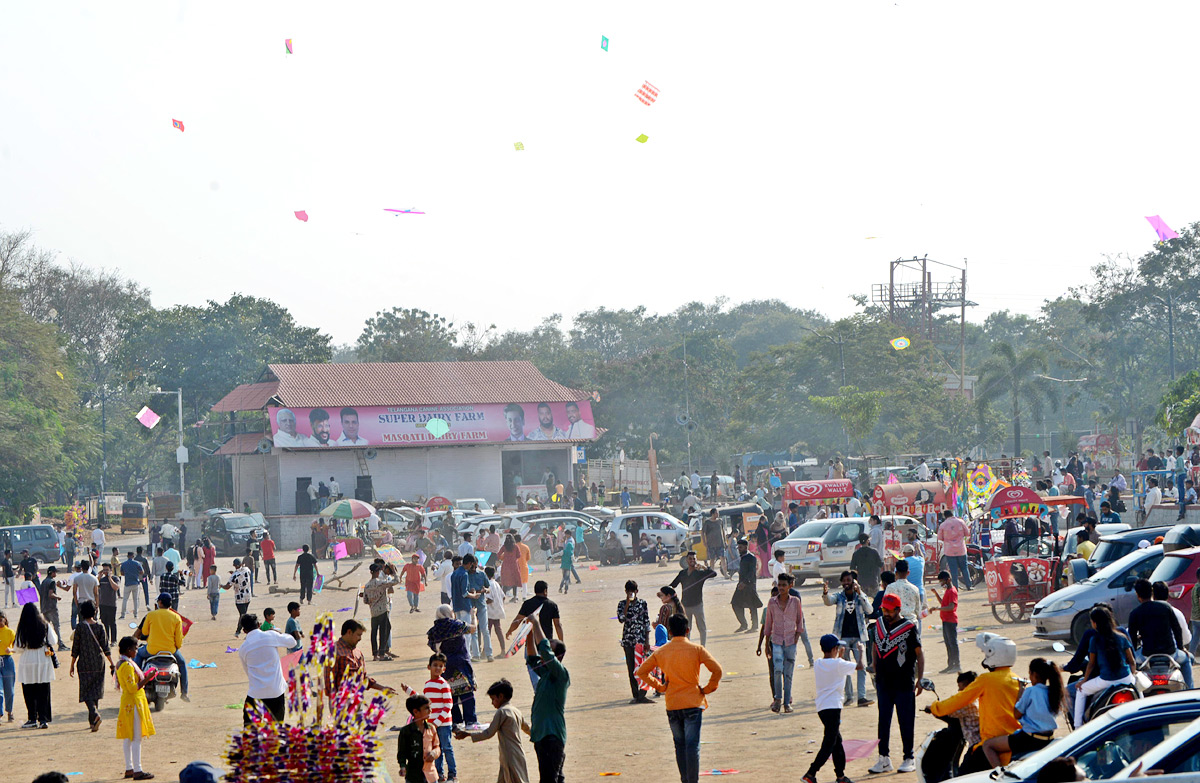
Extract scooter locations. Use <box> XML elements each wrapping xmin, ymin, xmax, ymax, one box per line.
<box><xmin>1137</xmin><ymin>653</ymin><xmax>1186</xmax><ymax>697</ymax></box>
<box><xmin>142</xmin><ymin>650</ymin><xmax>182</xmax><ymax>712</ymax></box>
<box><xmin>1064</xmin><ymin>672</ymin><xmax>1140</xmax><ymax>730</ymax></box>
<box><xmin>916</xmin><ymin>678</ymin><xmax>965</xmax><ymax>783</ymax></box>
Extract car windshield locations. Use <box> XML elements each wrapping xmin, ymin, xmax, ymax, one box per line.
<box><xmin>787</xmin><ymin>522</ymin><xmax>833</xmax><ymax>540</ymax></box>
<box><xmin>1091</xmin><ymin>540</ymin><xmax>1134</xmax><ymax>565</ymax></box>
<box><xmin>1002</xmin><ymin>714</ymin><xmax>1193</xmax><ymax>779</ymax></box>
<box><xmin>223</xmin><ymin>514</ymin><xmax>264</xmax><ymax>530</ymax></box>
<box><xmin>1150</xmin><ymin>555</ymin><xmax>1192</xmax><ymax>585</ymax></box>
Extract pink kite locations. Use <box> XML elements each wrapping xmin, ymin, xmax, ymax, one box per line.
<box><xmin>281</xmin><ymin>650</ymin><xmax>302</xmax><ymax>671</ymax></box>
<box><xmin>136</xmin><ymin>406</ymin><xmax>161</xmax><ymax>429</ymax></box>
<box><xmin>842</xmin><ymin>738</ymin><xmax>880</xmax><ymax>760</ymax></box>
<box><xmin>16</xmin><ymin>587</ymin><xmax>38</xmax><ymax>606</ymax></box>
<box><xmin>294</xmin><ymin>210</ymin><xmax>308</xmax><ymax>222</ymax></box>
<box><xmin>172</xmin><ymin>119</ymin><xmax>184</xmax><ymax>132</ymax></box>
<box><xmin>333</xmin><ymin>541</ymin><xmax>348</xmax><ymax>560</ymax></box>
<box><xmin>1146</xmin><ymin>215</ymin><xmax>1179</xmax><ymax>242</ymax></box>
<box><xmin>285</xmin><ymin>39</ymin><xmax>293</xmax><ymax>54</ymax></box>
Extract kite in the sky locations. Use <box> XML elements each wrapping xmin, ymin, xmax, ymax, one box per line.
<box><xmin>425</xmin><ymin>419</ymin><xmax>450</xmax><ymax>438</ymax></box>
<box><xmin>635</xmin><ymin>81</ymin><xmax>659</xmax><ymax>106</ymax></box>
<box><xmin>294</xmin><ymin>210</ymin><xmax>308</xmax><ymax>222</ymax></box>
<box><xmin>136</xmin><ymin>406</ymin><xmax>161</xmax><ymax>429</ymax></box>
<box><xmin>384</xmin><ymin>209</ymin><xmax>425</xmax><ymax>214</ymax></box>
<box><xmin>1146</xmin><ymin>215</ymin><xmax>1179</xmax><ymax>243</ymax></box>
<box><xmin>635</xmin><ymin>134</ymin><xmax>649</xmax><ymax>143</ymax></box>
<box><xmin>285</xmin><ymin>39</ymin><xmax>293</xmax><ymax>54</ymax></box>
<box><xmin>172</xmin><ymin>119</ymin><xmax>184</xmax><ymax>132</ymax></box>
<box><xmin>601</xmin><ymin>36</ymin><xmax>609</xmax><ymax>51</ymax></box>
<box><xmin>514</xmin><ymin>142</ymin><xmax>524</xmax><ymax>151</ymax></box>
<box><xmin>891</xmin><ymin>337</ymin><xmax>910</xmax><ymax>351</ymax></box>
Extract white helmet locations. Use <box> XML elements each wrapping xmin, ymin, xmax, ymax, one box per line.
<box><xmin>976</xmin><ymin>632</ymin><xmax>1017</xmax><ymax>669</ymax></box>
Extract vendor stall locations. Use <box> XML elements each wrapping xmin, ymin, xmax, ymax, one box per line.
<box><xmin>783</xmin><ymin>479</ymin><xmax>855</xmax><ymax>507</ymax></box>
<box><xmin>870</xmin><ymin>481</ymin><xmax>949</xmax><ymax>518</ymax></box>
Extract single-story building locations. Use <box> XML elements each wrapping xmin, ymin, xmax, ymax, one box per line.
<box><xmin>211</xmin><ymin>361</ymin><xmax>600</xmax><ymax>515</ymax></box>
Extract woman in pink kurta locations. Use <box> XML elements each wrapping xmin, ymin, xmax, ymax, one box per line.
<box><xmin>498</xmin><ymin>536</ymin><xmax>523</xmax><ymax>599</ymax></box>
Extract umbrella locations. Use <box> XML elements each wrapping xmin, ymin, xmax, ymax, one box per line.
<box><xmin>319</xmin><ymin>498</ymin><xmax>377</xmax><ymax>519</ymax></box>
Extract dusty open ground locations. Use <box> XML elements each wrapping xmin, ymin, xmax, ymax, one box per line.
<box><xmin>5</xmin><ymin>546</ymin><xmax>1054</xmax><ymax>783</ymax></box>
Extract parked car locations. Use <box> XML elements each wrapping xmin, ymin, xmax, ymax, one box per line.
<box><xmin>774</xmin><ymin>520</ymin><xmax>837</xmax><ymax>583</ymax></box>
<box><xmin>1062</xmin><ymin>522</ymin><xmax>1129</xmax><ymax>560</ymax></box>
<box><xmin>455</xmin><ymin>498</ymin><xmax>494</xmax><ymax>514</ymax></box>
<box><xmin>378</xmin><ymin>507</ymin><xmax>421</xmax><ymax>529</ymax></box>
<box><xmin>581</xmin><ymin>506</ymin><xmax>616</xmax><ymax>523</ymax></box>
<box><xmin>610</xmin><ymin>512</ymin><xmax>689</xmax><ymax>556</ymax></box>
<box><xmin>946</xmin><ymin>691</ymin><xmax>1200</xmax><ymax>783</ymax></box>
<box><xmin>1032</xmin><ymin>545</ymin><xmax>1164</xmax><ymax>646</ymax></box>
<box><xmin>1162</xmin><ymin>523</ymin><xmax>1200</xmax><ymax>553</ymax></box>
<box><xmin>0</xmin><ymin>524</ymin><xmax>62</xmax><ymax>564</ymax></box>
<box><xmin>1112</xmin><ymin>713</ymin><xmax>1200</xmax><ymax>778</ymax></box>
<box><xmin>1147</xmin><ymin>545</ymin><xmax>1200</xmax><ymax>616</ymax></box>
<box><xmin>200</xmin><ymin>512</ymin><xmax>269</xmax><ymax>556</ymax></box>
<box><xmin>695</xmin><ymin>475</ymin><xmax>735</xmax><ymax>499</ymax></box>
<box><xmin>1065</xmin><ymin>526</ymin><xmax>1168</xmax><ymax>585</ymax></box>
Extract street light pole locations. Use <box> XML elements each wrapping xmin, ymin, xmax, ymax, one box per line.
<box><xmin>1152</xmin><ymin>293</ymin><xmax>1176</xmax><ymax>381</ymax></box>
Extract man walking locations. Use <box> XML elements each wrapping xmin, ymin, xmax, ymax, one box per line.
<box><xmin>451</xmin><ymin>555</ymin><xmax>484</xmax><ymax>659</ymax></box>
<box><xmin>669</xmin><ymin>551</ymin><xmax>717</xmax><ymax>646</ymax></box>
<box><xmin>293</xmin><ymin>544</ymin><xmax>319</xmax><ymax>604</ymax></box>
<box><xmin>822</xmin><ymin>571</ymin><xmax>873</xmax><ymax>707</ymax></box>
<box><xmin>930</xmin><ymin>570</ymin><xmax>960</xmax><ymax>673</ymax></box>
<box><xmin>937</xmin><ymin>510</ymin><xmax>972</xmax><ymax>590</ymax></box>
<box><xmin>237</xmin><ymin>612</ymin><xmax>298</xmax><ymax>724</ymax></box>
<box><xmin>868</xmin><ymin>594</ymin><xmax>924</xmax><ymax>774</ymax></box>
<box><xmin>636</xmin><ymin>614</ymin><xmax>723</xmax><ymax>783</ymax></box>
<box><xmin>850</xmin><ymin>534</ymin><xmax>884</xmax><ymax>595</ymax></box>
<box><xmin>117</xmin><ymin>551</ymin><xmax>144</xmax><ymax>619</ymax></box>
<box><xmin>260</xmin><ymin>531</ymin><xmax>278</xmax><ymax>585</ymax></box>
<box><xmin>701</xmin><ymin>510</ymin><xmax>727</xmax><ymax>577</ymax></box>
<box><xmin>758</xmin><ymin>572</ymin><xmax>803</xmax><ymax>713</ymax></box>
<box><xmin>507</xmin><ymin>580</ymin><xmax>564</xmax><ymax>690</ymax></box>
<box><xmin>730</xmin><ymin>540</ymin><xmax>762</xmax><ymax>633</ymax></box>
<box><xmin>361</xmin><ymin>563</ymin><xmax>397</xmax><ymax>662</ymax></box>
<box><xmin>225</xmin><ymin>558</ymin><xmax>254</xmax><ymax>638</ymax></box>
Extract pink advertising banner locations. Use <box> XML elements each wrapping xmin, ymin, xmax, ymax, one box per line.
<box><xmin>269</xmin><ymin>401</ymin><xmax>597</xmax><ymax>448</ymax></box>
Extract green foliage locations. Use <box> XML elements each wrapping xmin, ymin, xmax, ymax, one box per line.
<box><xmin>357</xmin><ymin>308</ymin><xmax>457</xmax><ymax>362</ymax></box>
<box><xmin>975</xmin><ymin>342</ymin><xmax>1059</xmax><ymax>456</ymax></box>
<box><xmin>1156</xmin><ymin>371</ymin><xmax>1200</xmax><ymax>435</ymax></box>
<box><xmin>808</xmin><ymin>386</ymin><xmax>887</xmax><ymax>458</ymax></box>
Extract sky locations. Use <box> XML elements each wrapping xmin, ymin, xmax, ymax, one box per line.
<box><xmin>2</xmin><ymin>2</ymin><xmax>1199</xmax><ymax>346</ymax></box>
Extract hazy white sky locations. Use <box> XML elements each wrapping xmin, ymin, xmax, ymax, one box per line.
<box><xmin>2</xmin><ymin>2</ymin><xmax>1198</xmax><ymax>345</ymax></box>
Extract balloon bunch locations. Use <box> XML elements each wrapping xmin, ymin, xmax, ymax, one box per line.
<box><xmin>224</xmin><ymin>613</ymin><xmax>394</xmax><ymax>782</ymax></box>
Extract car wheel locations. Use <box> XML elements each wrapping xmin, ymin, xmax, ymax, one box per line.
<box><xmin>1070</xmin><ymin>612</ymin><xmax>1091</xmax><ymax>648</ymax></box>
<box><xmin>793</xmin><ymin>577</ymin><xmax>806</xmax><ymax>587</ymax></box>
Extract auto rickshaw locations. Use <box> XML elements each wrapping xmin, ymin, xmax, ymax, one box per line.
<box><xmin>121</xmin><ymin>502</ymin><xmax>148</xmax><ymax>534</ymax></box>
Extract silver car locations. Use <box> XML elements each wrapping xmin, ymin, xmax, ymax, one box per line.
<box><xmin>774</xmin><ymin>520</ymin><xmax>837</xmax><ymax>583</ymax></box>
<box><xmin>1032</xmin><ymin>544</ymin><xmax>1164</xmax><ymax>646</ymax></box>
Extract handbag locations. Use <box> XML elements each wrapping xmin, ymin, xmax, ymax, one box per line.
<box><xmin>445</xmin><ymin>671</ymin><xmax>474</xmax><ymax>696</ymax></box>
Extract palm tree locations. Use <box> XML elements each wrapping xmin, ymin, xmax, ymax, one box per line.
<box><xmin>975</xmin><ymin>342</ymin><xmax>1059</xmax><ymax>456</ymax></box>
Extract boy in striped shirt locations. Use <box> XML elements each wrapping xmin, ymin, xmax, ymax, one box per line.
<box><xmin>403</xmin><ymin>653</ymin><xmax>457</xmax><ymax>783</ymax></box>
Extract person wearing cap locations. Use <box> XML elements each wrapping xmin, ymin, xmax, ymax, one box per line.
<box><xmin>179</xmin><ymin>761</ymin><xmax>221</xmax><ymax>783</ymax></box>
<box><xmin>133</xmin><ymin>592</ymin><xmax>189</xmax><ymax>702</ymax></box>
<box><xmin>805</xmin><ymin>633</ymin><xmax>862</xmax><ymax>783</ymax></box>
<box><xmin>867</xmin><ymin>592</ymin><xmax>923</xmax><ymax>774</ymax></box>
<box><xmin>929</xmin><ymin>633</ymin><xmax>1020</xmax><ymax>773</ymax></box>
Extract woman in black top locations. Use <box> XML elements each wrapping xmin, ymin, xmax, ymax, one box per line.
<box><xmin>70</xmin><ymin>600</ymin><xmax>113</xmax><ymax>731</ymax></box>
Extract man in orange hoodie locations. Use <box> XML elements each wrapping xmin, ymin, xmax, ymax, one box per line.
<box><xmin>929</xmin><ymin>633</ymin><xmax>1021</xmax><ymax>773</ymax></box>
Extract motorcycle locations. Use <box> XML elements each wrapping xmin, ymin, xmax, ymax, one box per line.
<box><xmin>1064</xmin><ymin>671</ymin><xmax>1140</xmax><ymax>730</ymax></box>
<box><xmin>141</xmin><ymin>650</ymin><xmax>182</xmax><ymax>712</ymax></box>
<box><xmin>1136</xmin><ymin>652</ymin><xmax>1186</xmax><ymax>698</ymax></box>
<box><xmin>915</xmin><ymin>678</ymin><xmax>965</xmax><ymax>783</ymax></box>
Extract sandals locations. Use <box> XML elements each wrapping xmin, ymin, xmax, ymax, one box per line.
<box><xmin>90</xmin><ymin>715</ymin><xmax>102</xmax><ymax>732</ymax></box>
<box><xmin>783</xmin><ymin>704</ymin><xmax>793</xmax><ymax>713</ymax></box>
<box><xmin>770</xmin><ymin>700</ymin><xmax>781</xmax><ymax>713</ymax></box>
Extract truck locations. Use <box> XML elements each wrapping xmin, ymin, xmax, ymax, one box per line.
<box><xmin>585</xmin><ymin>458</ymin><xmax>662</xmax><ymax>501</ymax></box>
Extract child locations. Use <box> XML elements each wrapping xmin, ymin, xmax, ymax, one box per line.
<box><xmin>260</xmin><ymin>607</ymin><xmax>276</xmax><ymax>632</ymax></box>
<box><xmin>284</xmin><ymin>602</ymin><xmax>303</xmax><ymax>653</ymax></box>
<box><xmin>484</xmin><ymin>566</ymin><xmax>507</xmax><ymax>657</ymax></box>
<box><xmin>804</xmin><ymin>634</ymin><xmax>861</xmax><ymax>783</ymax></box>
<box><xmin>115</xmin><ymin>635</ymin><xmax>157</xmax><ymax>780</ymax></box>
<box><xmin>951</xmin><ymin>671</ymin><xmax>982</xmax><ymax>749</ymax></box>
<box><xmin>402</xmin><ymin>653</ymin><xmax>456</xmax><ymax>783</ymax></box>
<box><xmin>454</xmin><ymin>679</ymin><xmax>528</xmax><ymax>783</ymax></box>
<box><xmin>983</xmin><ymin>658</ymin><xmax>1063</xmax><ymax>766</ymax></box>
<box><xmin>205</xmin><ymin>565</ymin><xmax>220</xmax><ymax>621</ymax></box>
<box><xmin>401</xmin><ymin>553</ymin><xmax>427</xmax><ymax>614</ymax></box>
<box><xmin>930</xmin><ymin>570</ymin><xmax>960</xmax><ymax>673</ymax></box>
<box><xmin>397</xmin><ymin>694</ymin><xmax>441</xmax><ymax>783</ymax></box>
<box><xmin>559</xmin><ymin>538</ymin><xmax>575</xmax><ymax>594</ymax></box>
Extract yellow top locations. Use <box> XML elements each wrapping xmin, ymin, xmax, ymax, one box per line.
<box><xmin>0</xmin><ymin>626</ymin><xmax>14</xmax><ymax>655</ymax></box>
<box><xmin>930</xmin><ymin>667</ymin><xmax>1021</xmax><ymax>746</ymax></box>
<box><xmin>1077</xmin><ymin>540</ymin><xmax>1096</xmax><ymax>560</ymax></box>
<box><xmin>139</xmin><ymin>608</ymin><xmax>182</xmax><ymax>654</ymax></box>
<box><xmin>115</xmin><ymin>659</ymin><xmax>156</xmax><ymax>740</ymax></box>
<box><xmin>635</xmin><ymin>636</ymin><xmax>722</xmax><ymax>711</ymax></box>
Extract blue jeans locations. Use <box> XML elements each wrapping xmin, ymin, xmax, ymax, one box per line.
<box><xmin>841</xmin><ymin>639</ymin><xmax>868</xmax><ymax>701</ymax></box>
<box><xmin>772</xmin><ymin>642</ymin><xmax>797</xmax><ymax>705</ymax></box>
<box><xmin>799</xmin><ymin>627</ymin><xmax>814</xmax><ymax>665</ymax></box>
<box><xmin>134</xmin><ymin>647</ymin><xmax>188</xmax><ymax>696</ymax></box>
<box><xmin>1175</xmin><ymin>649</ymin><xmax>1195</xmax><ymax>689</ymax></box>
<box><xmin>435</xmin><ymin>724</ymin><xmax>456</xmax><ymax>778</ymax></box>
<box><xmin>666</xmin><ymin>707</ymin><xmax>703</xmax><ymax>783</ymax></box>
<box><xmin>1191</xmin><ymin>621</ymin><xmax>1200</xmax><ymax>656</ymax></box>
<box><xmin>208</xmin><ymin>594</ymin><xmax>220</xmax><ymax>616</ymax></box>
<box><xmin>406</xmin><ymin>590</ymin><xmax>419</xmax><ymax>609</ymax></box>
<box><xmin>0</xmin><ymin>654</ymin><xmax>14</xmax><ymax>717</ymax></box>
<box><xmin>946</xmin><ymin>555</ymin><xmax>970</xmax><ymax>590</ymax></box>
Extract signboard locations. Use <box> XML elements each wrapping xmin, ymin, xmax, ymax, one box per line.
<box><xmin>104</xmin><ymin>494</ymin><xmax>126</xmax><ymax>516</ymax></box>
<box><xmin>425</xmin><ymin>496</ymin><xmax>452</xmax><ymax>512</ymax></box>
<box><xmin>783</xmin><ymin>479</ymin><xmax>855</xmax><ymax>506</ymax></box>
<box><xmin>269</xmin><ymin>401</ymin><xmax>597</xmax><ymax>448</ymax></box>
<box><xmin>984</xmin><ymin>557</ymin><xmax>1054</xmax><ymax>604</ymax></box>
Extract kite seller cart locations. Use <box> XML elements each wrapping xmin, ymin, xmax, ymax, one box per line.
<box><xmin>980</xmin><ymin>486</ymin><xmax>1081</xmax><ymax>623</ymax></box>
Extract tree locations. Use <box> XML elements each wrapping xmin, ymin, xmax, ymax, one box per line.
<box><xmin>808</xmin><ymin>386</ymin><xmax>886</xmax><ymax>459</ymax></box>
<box><xmin>1155</xmin><ymin>371</ymin><xmax>1200</xmax><ymax>437</ymax></box>
<box><xmin>974</xmin><ymin>342</ymin><xmax>1059</xmax><ymax>456</ymax></box>
<box><xmin>356</xmin><ymin>307</ymin><xmax>456</xmax><ymax>362</ymax></box>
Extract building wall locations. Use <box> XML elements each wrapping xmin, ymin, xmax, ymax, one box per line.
<box><xmin>233</xmin><ymin>452</ymin><xmax>279</xmax><ymax>515</ymax></box>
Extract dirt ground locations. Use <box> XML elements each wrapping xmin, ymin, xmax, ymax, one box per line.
<box><xmin>5</xmin><ymin>548</ymin><xmax>1055</xmax><ymax>783</ymax></box>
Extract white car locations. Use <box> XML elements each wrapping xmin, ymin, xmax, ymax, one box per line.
<box><xmin>610</xmin><ymin>511</ymin><xmax>689</xmax><ymax>556</ymax></box>
<box><xmin>455</xmin><ymin>498</ymin><xmax>494</xmax><ymax>514</ymax></box>
<box><xmin>773</xmin><ymin>520</ymin><xmax>836</xmax><ymax>582</ymax></box>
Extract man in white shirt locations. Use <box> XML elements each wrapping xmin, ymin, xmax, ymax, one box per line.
<box><xmin>869</xmin><ymin>516</ymin><xmax>886</xmax><ymax>561</ymax></box>
<box><xmin>1112</xmin><ymin>471</ymin><xmax>1128</xmax><ymax>492</ymax></box>
<box><xmin>329</xmin><ymin>477</ymin><xmax>341</xmax><ymax>500</ymax></box>
<box><xmin>457</xmin><ymin>533</ymin><xmax>475</xmax><ymax>559</ymax></box>
<box><xmin>439</xmin><ymin>553</ymin><xmax>460</xmax><ymax>605</ymax></box>
<box><xmin>272</xmin><ymin>408</ymin><xmax>315</xmax><ymax>448</ymax></box>
<box><xmin>160</xmin><ymin>521</ymin><xmax>178</xmax><ymax>548</ymax></box>
<box><xmin>564</xmin><ymin>401</ymin><xmax>596</xmax><ymax>439</ymax></box>
<box><xmin>91</xmin><ymin>525</ymin><xmax>106</xmax><ymax>551</ymax></box>
<box><xmin>846</xmin><ymin>494</ymin><xmax>862</xmax><ymax>518</ymax></box>
<box><xmin>884</xmin><ymin>563</ymin><xmax>921</xmax><ymax>623</ymax></box>
<box><xmin>768</xmin><ymin>549</ymin><xmax>790</xmax><ymax>581</ymax></box>
<box><xmin>915</xmin><ymin>458</ymin><xmax>930</xmax><ymax>482</ymax></box>
<box><xmin>690</xmin><ymin>471</ymin><xmax>702</xmax><ymax>492</ymax></box>
<box><xmin>1145</xmin><ymin>478</ymin><xmax>1163</xmax><ymax>513</ymax></box>
<box><xmin>334</xmin><ymin>408</ymin><xmax>369</xmax><ymax>446</ymax></box>
<box><xmin>236</xmin><ymin>612</ymin><xmax>299</xmax><ymax>724</ymax></box>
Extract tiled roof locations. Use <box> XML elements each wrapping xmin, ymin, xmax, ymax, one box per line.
<box><xmin>210</xmin><ymin>381</ymin><xmax>281</xmax><ymax>413</ymax></box>
<box><xmin>265</xmin><ymin>361</ymin><xmax>587</xmax><ymax>408</ymax></box>
<box><xmin>214</xmin><ymin>432</ymin><xmax>272</xmax><ymax>456</ymax></box>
